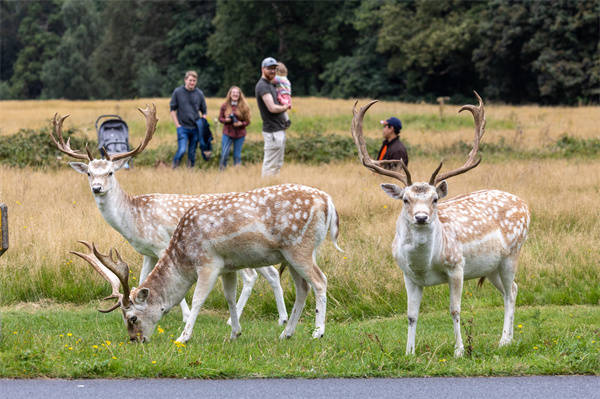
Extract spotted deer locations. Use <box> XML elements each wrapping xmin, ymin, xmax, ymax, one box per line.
<box><xmin>51</xmin><ymin>105</ymin><xmax>288</xmax><ymax>325</ymax></box>
<box><xmin>72</xmin><ymin>183</ymin><xmax>342</xmax><ymax>343</ymax></box>
<box><xmin>351</xmin><ymin>92</ymin><xmax>530</xmax><ymax>357</ymax></box>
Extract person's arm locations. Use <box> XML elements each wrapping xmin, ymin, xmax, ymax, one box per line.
<box><xmin>199</xmin><ymin>92</ymin><xmax>207</xmax><ymax>119</ymax></box>
<box><xmin>170</xmin><ymin>90</ymin><xmax>181</xmax><ymax>128</ymax></box>
<box><xmin>218</xmin><ymin>104</ymin><xmax>231</xmax><ymax>124</ymax></box>
<box><xmin>261</xmin><ymin>93</ymin><xmax>290</xmax><ymax>114</ymax></box>
<box><xmin>170</xmin><ymin>110</ymin><xmax>181</xmax><ymax>128</ymax></box>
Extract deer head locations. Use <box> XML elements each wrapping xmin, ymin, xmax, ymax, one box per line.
<box><xmin>51</xmin><ymin>105</ymin><xmax>157</xmax><ymax>196</ymax></box>
<box><xmin>351</xmin><ymin>91</ymin><xmax>486</xmax><ymax>227</ymax></box>
<box><xmin>71</xmin><ymin>241</ymin><xmax>162</xmax><ymax>342</ymax></box>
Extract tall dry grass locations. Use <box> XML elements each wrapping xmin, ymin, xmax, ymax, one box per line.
<box><xmin>1</xmin><ymin>98</ymin><xmax>599</xmax><ymax>152</ymax></box>
<box><xmin>1</xmin><ymin>157</ymin><xmax>598</xmax><ymax>315</ymax></box>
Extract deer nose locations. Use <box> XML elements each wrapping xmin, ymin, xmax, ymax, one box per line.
<box><xmin>415</xmin><ymin>214</ymin><xmax>429</xmax><ymax>224</ymax></box>
<box><xmin>92</xmin><ymin>186</ymin><xmax>102</xmax><ymax>194</ymax></box>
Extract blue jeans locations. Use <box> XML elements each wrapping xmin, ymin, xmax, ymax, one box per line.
<box><xmin>173</xmin><ymin>126</ymin><xmax>199</xmax><ymax>167</ymax></box>
<box><xmin>219</xmin><ymin>134</ymin><xmax>245</xmax><ymax>169</ymax></box>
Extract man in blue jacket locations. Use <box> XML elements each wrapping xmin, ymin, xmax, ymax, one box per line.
<box><xmin>169</xmin><ymin>70</ymin><xmax>207</xmax><ymax>168</ymax></box>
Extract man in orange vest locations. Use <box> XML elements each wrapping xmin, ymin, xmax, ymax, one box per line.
<box><xmin>376</xmin><ymin>116</ymin><xmax>408</xmax><ymax>170</ymax></box>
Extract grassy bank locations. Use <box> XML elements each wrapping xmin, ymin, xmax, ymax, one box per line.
<box><xmin>1</xmin><ymin>304</ymin><xmax>598</xmax><ymax>378</ymax></box>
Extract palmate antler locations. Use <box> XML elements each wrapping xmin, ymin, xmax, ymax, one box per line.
<box><xmin>50</xmin><ymin>104</ymin><xmax>158</xmax><ymax>162</ymax></box>
<box><xmin>429</xmin><ymin>91</ymin><xmax>486</xmax><ymax>185</ymax></box>
<box><xmin>351</xmin><ymin>91</ymin><xmax>486</xmax><ymax>187</ymax></box>
<box><xmin>71</xmin><ymin>241</ymin><xmax>131</xmax><ymax>312</ymax></box>
<box><xmin>50</xmin><ymin>114</ymin><xmax>93</xmax><ymax>161</ymax></box>
<box><xmin>106</xmin><ymin>104</ymin><xmax>158</xmax><ymax>161</ymax></box>
<box><xmin>351</xmin><ymin>100</ymin><xmax>412</xmax><ymax>186</ymax></box>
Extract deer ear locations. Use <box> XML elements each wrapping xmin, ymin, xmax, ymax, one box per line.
<box><xmin>69</xmin><ymin>162</ymin><xmax>89</xmax><ymax>174</ymax></box>
<box><xmin>112</xmin><ymin>157</ymin><xmax>131</xmax><ymax>171</ymax></box>
<box><xmin>381</xmin><ymin>183</ymin><xmax>405</xmax><ymax>200</ymax></box>
<box><xmin>436</xmin><ymin>181</ymin><xmax>448</xmax><ymax>199</ymax></box>
<box><xmin>135</xmin><ymin>288</ymin><xmax>149</xmax><ymax>304</ymax></box>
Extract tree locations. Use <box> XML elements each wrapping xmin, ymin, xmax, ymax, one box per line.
<box><xmin>7</xmin><ymin>0</ymin><xmax>63</xmax><ymax>99</ymax></box>
<box><xmin>377</xmin><ymin>0</ymin><xmax>483</xmax><ymax>101</ymax></box>
<box><xmin>319</xmin><ymin>0</ymin><xmax>398</xmax><ymax>98</ymax></box>
<box><xmin>41</xmin><ymin>0</ymin><xmax>102</xmax><ymax>99</ymax></box>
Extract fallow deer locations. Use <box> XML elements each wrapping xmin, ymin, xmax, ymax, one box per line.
<box><xmin>72</xmin><ymin>183</ymin><xmax>342</xmax><ymax>343</ymax></box>
<box><xmin>351</xmin><ymin>92</ymin><xmax>530</xmax><ymax>357</ymax></box>
<box><xmin>50</xmin><ymin>105</ymin><xmax>288</xmax><ymax>325</ymax></box>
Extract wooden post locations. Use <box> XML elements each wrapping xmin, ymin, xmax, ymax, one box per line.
<box><xmin>0</xmin><ymin>203</ymin><xmax>7</xmax><ymax>257</ymax></box>
<box><xmin>437</xmin><ymin>96</ymin><xmax>450</xmax><ymax>120</ymax></box>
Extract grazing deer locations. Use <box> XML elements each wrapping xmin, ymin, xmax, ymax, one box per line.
<box><xmin>351</xmin><ymin>92</ymin><xmax>530</xmax><ymax>357</ymax></box>
<box><xmin>72</xmin><ymin>183</ymin><xmax>342</xmax><ymax>343</ymax></box>
<box><xmin>50</xmin><ymin>105</ymin><xmax>288</xmax><ymax>325</ymax></box>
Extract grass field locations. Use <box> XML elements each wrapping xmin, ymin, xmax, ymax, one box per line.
<box><xmin>0</xmin><ymin>97</ymin><xmax>598</xmax><ymax>377</ymax></box>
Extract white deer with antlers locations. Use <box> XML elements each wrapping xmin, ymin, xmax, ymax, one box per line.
<box><xmin>50</xmin><ymin>105</ymin><xmax>288</xmax><ymax>325</ymax></box>
<box><xmin>351</xmin><ymin>92</ymin><xmax>530</xmax><ymax>357</ymax></box>
<box><xmin>72</xmin><ymin>183</ymin><xmax>342</xmax><ymax>343</ymax></box>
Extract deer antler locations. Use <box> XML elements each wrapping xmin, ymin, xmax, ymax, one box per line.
<box><xmin>50</xmin><ymin>114</ymin><xmax>93</xmax><ymax>161</ymax></box>
<box><xmin>430</xmin><ymin>91</ymin><xmax>486</xmax><ymax>185</ymax></box>
<box><xmin>351</xmin><ymin>100</ymin><xmax>412</xmax><ymax>186</ymax></box>
<box><xmin>107</xmin><ymin>104</ymin><xmax>158</xmax><ymax>161</ymax></box>
<box><xmin>71</xmin><ymin>241</ymin><xmax>131</xmax><ymax>312</ymax></box>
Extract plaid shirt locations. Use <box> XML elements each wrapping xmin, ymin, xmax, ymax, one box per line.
<box><xmin>218</xmin><ymin>103</ymin><xmax>250</xmax><ymax>139</ymax></box>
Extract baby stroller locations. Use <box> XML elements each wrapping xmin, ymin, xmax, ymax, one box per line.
<box><xmin>95</xmin><ymin>114</ymin><xmax>131</xmax><ymax>168</ymax></box>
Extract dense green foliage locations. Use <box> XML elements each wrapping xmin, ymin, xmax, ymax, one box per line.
<box><xmin>1</xmin><ymin>125</ymin><xmax>598</xmax><ymax>169</ymax></box>
<box><xmin>1</xmin><ymin>0</ymin><xmax>597</xmax><ymax>104</ymax></box>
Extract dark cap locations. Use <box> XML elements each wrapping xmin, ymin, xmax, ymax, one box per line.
<box><xmin>261</xmin><ymin>57</ymin><xmax>278</xmax><ymax>68</ymax></box>
<box><xmin>380</xmin><ymin>117</ymin><xmax>402</xmax><ymax>133</ymax></box>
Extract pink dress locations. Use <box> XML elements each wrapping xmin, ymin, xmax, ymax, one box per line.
<box><xmin>274</xmin><ymin>75</ymin><xmax>292</xmax><ymax>106</ymax></box>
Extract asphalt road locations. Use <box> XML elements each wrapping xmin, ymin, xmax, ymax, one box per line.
<box><xmin>1</xmin><ymin>376</ymin><xmax>599</xmax><ymax>399</ymax></box>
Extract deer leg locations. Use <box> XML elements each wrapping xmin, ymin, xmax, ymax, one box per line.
<box><xmin>498</xmin><ymin>258</ymin><xmax>518</xmax><ymax>346</ymax></box>
<box><xmin>256</xmin><ymin>265</ymin><xmax>288</xmax><ymax>325</ymax></box>
<box><xmin>404</xmin><ymin>275</ymin><xmax>423</xmax><ymax>355</ymax></box>
<box><xmin>139</xmin><ymin>255</ymin><xmax>157</xmax><ymax>282</ymax></box>
<box><xmin>448</xmin><ymin>270</ymin><xmax>464</xmax><ymax>357</ymax></box>
<box><xmin>227</xmin><ymin>268</ymin><xmax>258</xmax><ymax>326</ymax></box>
<box><xmin>176</xmin><ymin>262</ymin><xmax>221</xmax><ymax>343</ymax></box>
<box><xmin>309</xmin><ymin>263</ymin><xmax>328</xmax><ymax>339</ymax></box>
<box><xmin>279</xmin><ymin>266</ymin><xmax>309</xmax><ymax>340</ymax></box>
<box><xmin>221</xmin><ymin>271</ymin><xmax>241</xmax><ymax>340</ymax></box>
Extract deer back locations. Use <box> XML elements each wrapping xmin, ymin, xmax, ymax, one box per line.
<box><xmin>437</xmin><ymin>189</ymin><xmax>530</xmax><ymax>276</ymax></box>
<box><xmin>162</xmin><ymin>184</ymin><xmax>335</xmax><ymax>270</ymax></box>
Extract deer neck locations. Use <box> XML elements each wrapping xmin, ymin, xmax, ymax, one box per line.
<box><xmin>140</xmin><ymin>253</ymin><xmax>195</xmax><ymax>312</ymax></box>
<box><xmin>397</xmin><ymin>213</ymin><xmax>444</xmax><ymax>268</ymax></box>
<box><xmin>93</xmin><ymin>180</ymin><xmax>136</xmax><ymax>238</ymax></box>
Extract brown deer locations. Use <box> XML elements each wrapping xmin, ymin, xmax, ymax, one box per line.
<box><xmin>351</xmin><ymin>92</ymin><xmax>530</xmax><ymax>357</ymax></box>
<box><xmin>51</xmin><ymin>105</ymin><xmax>288</xmax><ymax>325</ymax></box>
<box><xmin>72</xmin><ymin>183</ymin><xmax>342</xmax><ymax>343</ymax></box>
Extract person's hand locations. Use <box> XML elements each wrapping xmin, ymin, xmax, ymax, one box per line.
<box><xmin>233</xmin><ymin>121</ymin><xmax>243</xmax><ymax>127</ymax></box>
<box><xmin>226</xmin><ymin>117</ymin><xmax>232</xmax><ymax>123</ymax></box>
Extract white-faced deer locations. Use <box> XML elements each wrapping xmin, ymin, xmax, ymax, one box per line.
<box><xmin>351</xmin><ymin>92</ymin><xmax>530</xmax><ymax>357</ymax></box>
<box><xmin>51</xmin><ymin>105</ymin><xmax>288</xmax><ymax>325</ymax></box>
<box><xmin>72</xmin><ymin>183</ymin><xmax>342</xmax><ymax>343</ymax></box>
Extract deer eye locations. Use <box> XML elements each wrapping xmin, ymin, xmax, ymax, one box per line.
<box><xmin>108</xmin><ymin>171</ymin><xmax>113</xmax><ymax>176</ymax></box>
<box><xmin>87</xmin><ymin>172</ymin><xmax>90</xmax><ymax>176</ymax></box>
<box><xmin>433</xmin><ymin>198</ymin><xmax>438</xmax><ymax>204</ymax></box>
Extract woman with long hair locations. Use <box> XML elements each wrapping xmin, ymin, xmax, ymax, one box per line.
<box><xmin>218</xmin><ymin>86</ymin><xmax>251</xmax><ymax>169</ymax></box>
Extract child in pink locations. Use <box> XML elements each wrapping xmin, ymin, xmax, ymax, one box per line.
<box><xmin>274</xmin><ymin>62</ymin><xmax>292</xmax><ymax>127</ymax></box>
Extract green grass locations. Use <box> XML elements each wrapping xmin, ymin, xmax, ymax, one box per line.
<box><xmin>1</xmin><ymin>304</ymin><xmax>598</xmax><ymax>378</ymax></box>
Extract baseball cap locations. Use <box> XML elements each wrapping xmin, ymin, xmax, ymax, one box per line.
<box><xmin>261</xmin><ymin>57</ymin><xmax>278</xmax><ymax>68</ymax></box>
<box><xmin>380</xmin><ymin>117</ymin><xmax>402</xmax><ymax>132</ymax></box>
